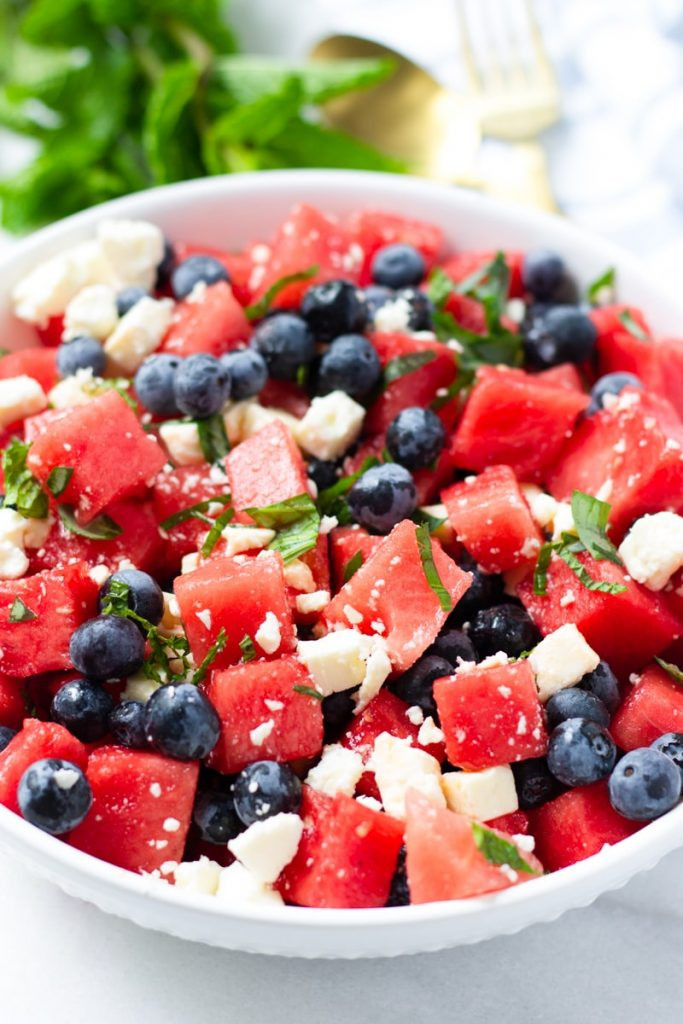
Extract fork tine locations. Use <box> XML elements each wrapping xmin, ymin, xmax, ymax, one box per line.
<box><xmin>522</xmin><ymin>0</ymin><xmax>558</xmax><ymax>89</ymax></box>
<box><xmin>494</xmin><ymin>0</ymin><xmax>533</xmax><ymax>88</ymax></box>
<box><xmin>454</xmin><ymin>0</ymin><xmax>484</xmax><ymax>93</ymax></box>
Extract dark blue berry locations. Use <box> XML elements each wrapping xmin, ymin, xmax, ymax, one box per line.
<box><xmin>385</xmin><ymin>845</ymin><xmax>410</xmax><ymax>906</ymax></box>
<box><xmin>363</xmin><ymin>284</ymin><xmax>394</xmax><ymax>319</ymax></box>
<box><xmin>51</xmin><ymin>679</ymin><xmax>114</xmax><ymax>742</ymax></box>
<box><xmin>18</xmin><ymin>758</ymin><xmax>92</xmax><ymax>835</ymax></box>
<box><xmin>155</xmin><ymin>239</ymin><xmax>175</xmax><ymax>290</ymax></box>
<box><xmin>547</xmin><ymin>718</ymin><xmax>616</xmax><ymax>787</ymax></box>
<box><xmin>368</xmin><ymin>287</ymin><xmax>433</xmax><ymax>331</ymax></box>
<box><xmin>0</xmin><ymin>725</ymin><xmax>17</xmax><ymax>752</ymax></box>
<box><xmin>193</xmin><ymin>788</ymin><xmax>244</xmax><ymax>844</ymax></box>
<box><xmin>317</xmin><ymin>334</ymin><xmax>381</xmax><ymax>399</ymax></box>
<box><xmin>371</xmin><ymin>244</ymin><xmax>426</xmax><ymax>288</ymax></box>
<box><xmin>512</xmin><ymin>757</ymin><xmax>561</xmax><ymax>810</ymax></box>
<box><xmin>609</xmin><ymin>747</ymin><xmax>681</xmax><ymax>820</ymax></box>
<box><xmin>251</xmin><ymin>313</ymin><xmax>315</xmax><ymax>380</ymax></box>
<box><xmin>134</xmin><ymin>354</ymin><xmax>182</xmax><ymax>416</ymax></box>
<box><xmin>232</xmin><ymin>761</ymin><xmax>302</xmax><ymax>826</ymax></box>
<box><xmin>70</xmin><ymin>615</ymin><xmax>145</xmax><ymax>680</ymax></box>
<box><xmin>579</xmin><ymin>660</ymin><xmax>621</xmax><ymax>715</ymax></box>
<box><xmin>522</xmin><ymin>249</ymin><xmax>575</xmax><ymax>302</ymax></box>
<box><xmin>56</xmin><ymin>336</ymin><xmax>106</xmax><ymax>378</ymax></box>
<box><xmin>109</xmin><ymin>700</ymin><xmax>148</xmax><ymax>749</ymax></box>
<box><xmin>322</xmin><ymin>688</ymin><xmax>356</xmax><ymax>743</ymax></box>
<box><xmin>220</xmin><ymin>349</ymin><xmax>268</xmax><ymax>401</ymax></box>
<box><xmin>98</xmin><ymin>569</ymin><xmax>164</xmax><ymax>627</ymax></box>
<box><xmin>545</xmin><ymin>687</ymin><xmax>610</xmax><ymax>731</ymax></box>
<box><xmin>386</xmin><ymin>406</ymin><xmax>445</xmax><ymax>470</ymax></box>
<box><xmin>307</xmin><ymin>457</ymin><xmax>340</xmax><ymax>492</ymax></box>
<box><xmin>144</xmin><ymin>683</ymin><xmax>220</xmax><ymax>761</ymax></box>
<box><xmin>448</xmin><ymin>553</ymin><xmax>504</xmax><ymax>625</ymax></box>
<box><xmin>300</xmin><ymin>280</ymin><xmax>367</xmax><ymax>343</ymax></box>
<box><xmin>469</xmin><ymin>604</ymin><xmax>541</xmax><ymax>659</ymax></box>
<box><xmin>587</xmin><ymin>372</ymin><xmax>643</xmax><ymax>415</ymax></box>
<box><xmin>390</xmin><ymin>654</ymin><xmax>452</xmax><ymax>721</ymax></box>
<box><xmin>651</xmin><ymin>733</ymin><xmax>683</xmax><ymax>783</ymax></box>
<box><xmin>171</xmin><ymin>254</ymin><xmax>229</xmax><ymax>300</ymax></box>
<box><xmin>524</xmin><ymin>305</ymin><xmax>597</xmax><ymax>367</ymax></box>
<box><xmin>348</xmin><ymin>463</ymin><xmax>417</xmax><ymax>533</ymax></box>
<box><xmin>173</xmin><ymin>353</ymin><xmax>231</xmax><ymax>418</ymax></box>
<box><xmin>427</xmin><ymin>628</ymin><xmax>477</xmax><ymax>667</ymax></box>
<box><xmin>116</xmin><ymin>286</ymin><xmax>148</xmax><ymax>317</ymax></box>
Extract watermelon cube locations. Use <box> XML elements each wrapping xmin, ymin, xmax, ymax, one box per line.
<box><xmin>0</xmin><ymin>348</ymin><xmax>58</xmax><ymax>393</ymax></box>
<box><xmin>611</xmin><ymin>663</ymin><xmax>683</xmax><ymax>750</ymax></box>
<box><xmin>346</xmin><ymin>208</ymin><xmax>444</xmax><ymax>284</ymax></box>
<box><xmin>0</xmin><ymin>720</ymin><xmax>88</xmax><ymax>813</ymax></box>
<box><xmin>0</xmin><ymin>675</ymin><xmax>25</xmax><ymax>729</ymax></box>
<box><xmin>172</xmin><ymin>242</ymin><xmax>253</xmax><ymax>307</ymax></box>
<box><xmin>226</xmin><ymin>419</ymin><xmax>309</xmax><ymax>520</ymax></box>
<box><xmin>329</xmin><ymin>525</ymin><xmax>384</xmax><ymax>592</ymax></box>
<box><xmin>152</xmin><ymin>462</ymin><xmax>230</xmax><ymax>573</ymax></box>
<box><xmin>486</xmin><ymin>809</ymin><xmax>530</xmax><ymax>835</ymax></box>
<box><xmin>161</xmin><ymin>280</ymin><xmax>250</xmax><ymax>358</ymax></box>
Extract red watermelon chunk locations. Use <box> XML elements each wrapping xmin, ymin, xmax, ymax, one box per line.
<box><xmin>322</xmin><ymin>520</ymin><xmax>472</xmax><ymax>673</ymax></box>
<box><xmin>34</xmin><ymin>315</ymin><xmax>64</xmax><ymax>347</ymax></box>
<box><xmin>329</xmin><ymin>525</ymin><xmax>384</xmax><ymax>592</ymax></box>
<box><xmin>174</xmin><ymin>551</ymin><xmax>295</xmax><ymax>670</ymax></box>
<box><xmin>451</xmin><ymin>365</ymin><xmax>588</xmax><ymax>481</ymax></box>
<box><xmin>530</xmin><ymin>781</ymin><xmax>641</xmax><ymax>871</ymax></box>
<box><xmin>161</xmin><ymin>281</ymin><xmax>250</xmax><ymax>358</ymax></box>
<box><xmin>0</xmin><ymin>675</ymin><xmax>25</xmax><ymax>729</ymax></box>
<box><xmin>434</xmin><ymin>660</ymin><xmax>548</xmax><ymax>770</ymax></box>
<box><xmin>346</xmin><ymin>209</ymin><xmax>444</xmax><ymax>284</ymax></box>
<box><xmin>0</xmin><ymin>720</ymin><xmax>88</xmax><ymax>813</ymax></box>
<box><xmin>442</xmin><ymin>465</ymin><xmax>542</xmax><ymax>574</ymax></box>
<box><xmin>611</xmin><ymin>663</ymin><xmax>683</xmax><ymax>750</ymax></box>
<box><xmin>68</xmin><ymin>746</ymin><xmax>198</xmax><ymax>873</ymax></box>
<box><xmin>0</xmin><ymin>348</ymin><xmax>58</xmax><ymax>393</ymax></box>
<box><xmin>405</xmin><ymin>790</ymin><xmax>542</xmax><ymax>903</ymax></box>
<box><xmin>203</xmin><ymin>656</ymin><xmax>323</xmax><ymax>774</ymax></box>
<box><xmin>172</xmin><ymin>242</ymin><xmax>253</xmax><ymax>306</ymax></box>
<box><xmin>226</xmin><ymin>419</ymin><xmax>309</xmax><ymax>521</ymax></box>
<box><xmin>277</xmin><ymin>787</ymin><xmax>404</xmax><ymax>909</ymax></box>
<box><xmin>517</xmin><ymin>551</ymin><xmax>681</xmax><ymax>678</ymax></box>
<box><xmin>27</xmin><ymin>390</ymin><xmax>166</xmax><ymax>521</ymax></box>
<box><xmin>152</xmin><ymin>462</ymin><xmax>230</xmax><ymax>573</ymax></box>
<box><xmin>536</xmin><ymin>363</ymin><xmax>585</xmax><ymax>392</ymax></box>
<box><xmin>486</xmin><ymin>809</ymin><xmax>530</xmax><ymax>835</ymax></box>
<box><xmin>0</xmin><ymin>562</ymin><xmax>97</xmax><ymax>676</ymax></box>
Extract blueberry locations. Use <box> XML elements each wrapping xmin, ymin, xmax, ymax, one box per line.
<box><xmin>369</xmin><ymin>287</ymin><xmax>433</xmax><ymax>331</ymax></box>
<box><xmin>193</xmin><ymin>789</ymin><xmax>244</xmax><ymax>845</ymax></box>
<box><xmin>469</xmin><ymin>604</ymin><xmax>541</xmax><ymax>659</ymax></box>
<box><xmin>579</xmin><ymin>660</ymin><xmax>621</xmax><ymax>715</ymax></box>
<box><xmin>386</xmin><ymin>407</ymin><xmax>445</xmax><ymax>470</ymax></box>
<box><xmin>427</xmin><ymin>628</ymin><xmax>477</xmax><ymax>667</ymax></box>
<box><xmin>171</xmin><ymin>254</ymin><xmax>229</xmax><ymax>300</ymax></box>
<box><xmin>547</xmin><ymin>718</ymin><xmax>617</xmax><ymax>787</ymax></box>
<box><xmin>134</xmin><ymin>354</ymin><xmax>182</xmax><ymax>416</ymax></box>
<box><xmin>174</xmin><ymin>353</ymin><xmax>231</xmax><ymax>418</ymax></box>
<box><xmin>371</xmin><ymin>244</ymin><xmax>426</xmax><ymax>289</ymax></box>
<box><xmin>144</xmin><ymin>683</ymin><xmax>220</xmax><ymax>761</ymax></box>
<box><xmin>307</xmin><ymin>457</ymin><xmax>340</xmax><ymax>493</ymax></box>
<box><xmin>17</xmin><ymin>758</ymin><xmax>92</xmax><ymax>835</ymax></box>
<box><xmin>322</xmin><ymin>688</ymin><xmax>357</xmax><ymax>743</ymax></box>
<box><xmin>609</xmin><ymin>747</ymin><xmax>681</xmax><ymax>820</ymax></box>
<box><xmin>650</xmin><ymin>733</ymin><xmax>683</xmax><ymax>782</ymax></box>
<box><xmin>109</xmin><ymin>700</ymin><xmax>148</xmax><ymax>749</ymax></box>
<box><xmin>251</xmin><ymin>313</ymin><xmax>315</xmax><ymax>380</ymax></box>
<box><xmin>390</xmin><ymin>654</ymin><xmax>452</xmax><ymax>720</ymax></box>
<box><xmin>51</xmin><ymin>679</ymin><xmax>114</xmax><ymax>742</ymax></box>
<box><xmin>317</xmin><ymin>334</ymin><xmax>381</xmax><ymax>399</ymax></box>
<box><xmin>232</xmin><ymin>761</ymin><xmax>302</xmax><ymax>826</ymax></box>
<box><xmin>155</xmin><ymin>239</ymin><xmax>175</xmax><ymax>291</ymax></box>
<box><xmin>545</xmin><ymin>687</ymin><xmax>610</xmax><ymax>731</ymax></box>
<box><xmin>395</xmin><ymin>288</ymin><xmax>433</xmax><ymax>330</ymax></box>
<box><xmin>220</xmin><ymin>349</ymin><xmax>268</xmax><ymax>401</ymax></box>
<box><xmin>300</xmin><ymin>280</ymin><xmax>367</xmax><ymax>343</ymax></box>
<box><xmin>524</xmin><ymin>305</ymin><xmax>597</xmax><ymax>368</ymax></box>
<box><xmin>512</xmin><ymin>757</ymin><xmax>561</xmax><ymax>810</ymax></box>
<box><xmin>0</xmin><ymin>725</ymin><xmax>17</xmax><ymax>752</ymax></box>
<box><xmin>116</xmin><ymin>285</ymin><xmax>148</xmax><ymax>317</ymax></box>
<box><xmin>56</xmin><ymin>336</ymin><xmax>106</xmax><ymax>378</ymax></box>
<box><xmin>522</xmin><ymin>249</ymin><xmax>575</xmax><ymax>302</ymax></box>
<box><xmin>98</xmin><ymin>569</ymin><xmax>164</xmax><ymax>627</ymax></box>
<box><xmin>385</xmin><ymin>845</ymin><xmax>410</xmax><ymax>906</ymax></box>
<box><xmin>348</xmin><ymin>463</ymin><xmax>417</xmax><ymax>533</ymax></box>
<box><xmin>70</xmin><ymin>616</ymin><xmax>145</xmax><ymax>681</ymax></box>
<box><xmin>587</xmin><ymin>372</ymin><xmax>643</xmax><ymax>415</ymax></box>
<box><xmin>447</xmin><ymin>553</ymin><xmax>504</xmax><ymax>625</ymax></box>
<box><xmin>364</xmin><ymin>284</ymin><xmax>394</xmax><ymax>319</ymax></box>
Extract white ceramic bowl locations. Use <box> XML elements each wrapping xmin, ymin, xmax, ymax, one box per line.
<box><xmin>1</xmin><ymin>170</ymin><xmax>682</xmax><ymax>959</ymax></box>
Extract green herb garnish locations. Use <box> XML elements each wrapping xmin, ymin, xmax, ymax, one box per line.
<box><xmin>9</xmin><ymin>596</ymin><xmax>37</xmax><ymax>622</ymax></box>
<box><xmin>415</xmin><ymin>523</ymin><xmax>452</xmax><ymax>612</ymax></box>
<box><xmin>383</xmin><ymin>350</ymin><xmax>436</xmax><ymax>387</ymax></box>
<box><xmin>317</xmin><ymin>456</ymin><xmax>380</xmax><ymax>525</ymax></box>
<box><xmin>2</xmin><ymin>438</ymin><xmax>48</xmax><ymax>519</ymax></box>
<box><xmin>239</xmin><ymin>634</ymin><xmax>257</xmax><ymax>663</ymax></box>
<box><xmin>412</xmin><ymin>508</ymin><xmax>447</xmax><ymax>534</ymax></box>
<box><xmin>192</xmin><ymin>627</ymin><xmax>227</xmax><ymax>684</ymax></box>
<box><xmin>342</xmin><ymin>550</ymin><xmax>364</xmax><ymax>583</ymax></box>
<box><xmin>46</xmin><ymin>465</ymin><xmax>73</xmax><ymax>498</ymax></box>
<box><xmin>293</xmin><ymin>684</ymin><xmax>324</xmax><ymax>702</ymax></box>
<box><xmin>196</xmin><ymin>415</ymin><xmax>229</xmax><ymax>463</ymax></box>
<box><xmin>246</xmin><ymin>493</ymin><xmax>320</xmax><ymax>564</ymax></box>
<box><xmin>200</xmin><ymin>505</ymin><xmax>235</xmax><ymax>557</ymax></box>
<box><xmin>57</xmin><ymin>504</ymin><xmax>122</xmax><ymax>540</ymax></box>
<box><xmin>245</xmin><ymin>265</ymin><xmax>319</xmax><ymax>321</ymax></box>
<box><xmin>654</xmin><ymin>657</ymin><xmax>683</xmax><ymax>685</ymax></box>
<box><xmin>160</xmin><ymin>495</ymin><xmax>231</xmax><ymax>531</ymax></box>
<box><xmin>617</xmin><ymin>309</ymin><xmax>649</xmax><ymax>341</ymax></box>
<box><xmin>586</xmin><ymin>267</ymin><xmax>616</xmax><ymax>305</ymax></box>
<box><xmin>471</xmin><ymin>822</ymin><xmax>539</xmax><ymax>875</ymax></box>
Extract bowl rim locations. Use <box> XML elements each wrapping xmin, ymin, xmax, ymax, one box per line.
<box><xmin>1</xmin><ymin>167</ymin><xmax>683</xmax><ymax>942</ymax></box>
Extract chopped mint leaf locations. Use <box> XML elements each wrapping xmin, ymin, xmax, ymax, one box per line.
<box><xmin>412</xmin><ymin>508</ymin><xmax>447</xmax><ymax>534</ymax></box>
<box><xmin>342</xmin><ymin>550</ymin><xmax>364</xmax><ymax>583</ymax></box>
<box><xmin>200</xmin><ymin>506</ymin><xmax>236</xmax><ymax>557</ymax></box>
<box><xmin>160</xmin><ymin>495</ymin><xmax>231</xmax><ymax>531</ymax></box>
<box><xmin>46</xmin><ymin>465</ymin><xmax>74</xmax><ymax>498</ymax></box>
<box><xmin>196</xmin><ymin>414</ymin><xmax>229</xmax><ymax>463</ymax></box>
<box><xmin>2</xmin><ymin>439</ymin><xmax>48</xmax><ymax>519</ymax></box>
<box><xmin>415</xmin><ymin>523</ymin><xmax>452</xmax><ymax>612</ymax></box>
<box><xmin>239</xmin><ymin>634</ymin><xmax>257</xmax><ymax>663</ymax></box>
<box><xmin>383</xmin><ymin>350</ymin><xmax>436</xmax><ymax>387</ymax></box>
<box><xmin>617</xmin><ymin>309</ymin><xmax>649</xmax><ymax>341</ymax></box>
<box><xmin>293</xmin><ymin>684</ymin><xmax>324</xmax><ymax>702</ymax></box>
<box><xmin>459</xmin><ymin>251</ymin><xmax>510</xmax><ymax>324</ymax></box>
<box><xmin>533</xmin><ymin>541</ymin><xmax>557</xmax><ymax>596</ymax></box>
<box><xmin>100</xmin><ymin>578</ymin><xmax>133</xmax><ymax>619</ymax></box>
<box><xmin>471</xmin><ymin>822</ymin><xmax>539</xmax><ymax>875</ymax></box>
<box><xmin>654</xmin><ymin>657</ymin><xmax>683</xmax><ymax>686</ymax></box>
<box><xmin>246</xmin><ymin>493</ymin><xmax>320</xmax><ymax>564</ymax></box>
<box><xmin>245</xmin><ymin>265</ymin><xmax>319</xmax><ymax>321</ymax></box>
<box><xmin>192</xmin><ymin>627</ymin><xmax>227</xmax><ymax>684</ymax></box>
<box><xmin>586</xmin><ymin>267</ymin><xmax>616</xmax><ymax>305</ymax></box>
<box><xmin>317</xmin><ymin>456</ymin><xmax>380</xmax><ymax>525</ymax></box>
<box><xmin>570</xmin><ymin>490</ymin><xmax>622</xmax><ymax>565</ymax></box>
<box><xmin>426</xmin><ymin>266</ymin><xmax>456</xmax><ymax>309</ymax></box>
<box><xmin>556</xmin><ymin>545</ymin><xmax>627</xmax><ymax>595</ymax></box>
<box><xmin>9</xmin><ymin>597</ymin><xmax>37</xmax><ymax>623</ymax></box>
<box><xmin>58</xmin><ymin>505</ymin><xmax>122</xmax><ymax>540</ymax></box>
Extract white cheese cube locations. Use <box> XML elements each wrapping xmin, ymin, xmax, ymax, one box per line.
<box><xmin>295</xmin><ymin>391</ymin><xmax>365</xmax><ymax>461</ymax></box>
<box><xmin>97</xmin><ymin>218</ymin><xmax>165</xmax><ymax>291</ymax></box>
<box><xmin>228</xmin><ymin>812</ymin><xmax>303</xmax><ymax>884</ymax></box>
<box><xmin>104</xmin><ymin>296</ymin><xmax>173</xmax><ymax>374</ymax></box>
<box><xmin>221</xmin><ymin>525</ymin><xmax>275</xmax><ymax>558</ymax></box>
<box><xmin>367</xmin><ymin>732</ymin><xmax>445</xmax><ymax>819</ymax></box>
<box><xmin>295</xmin><ymin>589</ymin><xmax>330</xmax><ymax>615</ymax></box>
<box><xmin>62</xmin><ymin>284</ymin><xmax>119</xmax><ymax>341</ymax></box>
<box><xmin>529</xmin><ymin>623</ymin><xmax>600</xmax><ymax>702</ymax></box>
<box><xmin>297</xmin><ymin>629</ymin><xmax>388</xmax><ymax>698</ymax></box>
<box><xmin>254</xmin><ymin>611</ymin><xmax>282</xmax><ymax>655</ymax></box>
<box><xmin>0</xmin><ymin>508</ymin><xmax>30</xmax><ymax>549</ymax></box>
<box><xmin>441</xmin><ymin>765</ymin><xmax>518</xmax><ymax>820</ymax></box>
<box><xmin>618</xmin><ymin>512</ymin><xmax>683</xmax><ymax>591</ymax></box>
<box><xmin>305</xmin><ymin>744</ymin><xmax>364</xmax><ymax>797</ymax></box>
<box><xmin>158</xmin><ymin>421</ymin><xmax>204</xmax><ymax>467</ymax></box>
<box><xmin>0</xmin><ymin>540</ymin><xmax>29</xmax><ymax>580</ymax></box>
<box><xmin>174</xmin><ymin>856</ymin><xmax>222</xmax><ymax>895</ymax></box>
<box><xmin>11</xmin><ymin>241</ymin><xmax>116</xmax><ymax>325</ymax></box>
<box><xmin>373</xmin><ymin>294</ymin><xmax>412</xmax><ymax>332</ymax></box>
<box><xmin>121</xmin><ymin>674</ymin><xmax>161</xmax><ymax>703</ymax></box>
<box><xmin>521</xmin><ymin>484</ymin><xmax>559</xmax><ymax>531</ymax></box>
<box><xmin>417</xmin><ymin>716</ymin><xmax>445</xmax><ymax>746</ymax></box>
<box><xmin>216</xmin><ymin>862</ymin><xmax>284</xmax><ymax>907</ymax></box>
<box><xmin>0</xmin><ymin>375</ymin><xmax>47</xmax><ymax>428</ymax></box>
<box><xmin>283</xmin><ymin>558</ymin><xmax>316</xmax><ymax>593</ymax></box>
<box><xmin>223</xmin><ymin>400</ymin><xmax>300</xmax><ymax>446</ymax></box>
<box><xmin>354</xmin><ymin>640</ymin><xmax>392</xmax><ymax>711</ymax></box>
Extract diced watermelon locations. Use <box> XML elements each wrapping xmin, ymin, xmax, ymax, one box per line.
<box><xmin>161</xmin><ymin>281</ymin><xmax>250</xmax><ymax>358</ymax></box>
<box><xmin>322</xmin><ymin>520</ymin><xmax>472</xmax><ymax>673</ymax></box>
<box><xmin>529</xmin><ymin>781</ymin><xmax>641</xmax><ymax>871</ymax></box>
<box><xmin>203</xmin><ymin>656</ymin><xmax>323</xmax><ymax>774</ymax></box>
<box><xmin>174</xmin><ymin>551</ymin><xmax>295</xmax><ymax>670</ymax></box>
<box><xmin>68</xmin><ymin>747</ymin><xmax>198</xmax><ymax>873</ymax></box>
<box><xmin>23</xmin><ymin>407</ymin><xmax>72</xmax><ymax>443</ymax></box>
<box><xmin>329</xmin><ymin>525</ymin><xmax>384</xmax><ymax>592</ymax></box>
<box><xmin>442</xmin><ymin>465</ymin><xmax>542</xmax><ymax>573</ymax></box>
<box><xmin>650</xmin><ymin>336</ymin><xmax>683</xmax><ymax>420</ymax></box>
<box><xmin>405</xmin><ymin>790</ymin><xmax>542</xmax><ymax>903</ymax></box>
<box><xmin>346</xmin><ymin>209</ymin><xmax>444</xmax><ymax>284</ymax></box>
<box><xmin>27</xmin><ymin>390</ymin><xmax>166</xmax><ymax>521</ymax></box>
<box><xmin>591</xmin><ymin>304</ymin><xmax>652</xmax><ymax>382</ymax></box>
<box><xmin>0</xmin><ymin>720</ymin><xmax>88</xmax><ymax>813</ymax></box>
<box><xmin>226</xmin><ymin>419</ymin><xmax>308</xmax><ymax>520</ymax></box>
<box><xmin>152</xmin><ymin>462</ymin><xmax>230</xmax><ymax>572</ymax></box>
<box><xmin>486</xmin><ymin>809</ymin><xmax>530</xmax><ymax>835</ymax></box>
<box><xmin>451</xmin><ymin>365</ymin><xmax>589</xmax><ymax>481</ymax></box>
<box><xmin>434</xmin><ymin>660</ymin><xmax>548</xmax><ymax>770</ymax></box>
<box><xmin>172</xmin><ymin>242</ymin><xmax>253</xmax><ymax>306</ymax></box>
<box><xmin>611</xmin><ymin>663</ymin><xmax>683</xmax><ymax>750</ymax></box>
<box><xmin>517</xmin><ymin>551</ymin><xmax>681</xmax><ymax>677</ymax></box>
<box><xmin>34</xmin><ymin>315</ymin><xmax>64</xmax><ymax>347</ymax></box>
<box><xmin>0</xmin><ymin>348</ymin><xmax>58</xmax><ymax>393</ymax></box>
<box><xmin>277</xmin><ymin>787</ymin><xmax>404</xmax><ymax>908</ymax></box>
<box><xmin>536</xmin><ymin>363</ymin><xmax>585</xmax><ymax>392</ymax></box>
<box><xmin>0</xmin><ymin>563</ymin><xmax>97</xmax><ymax>676</ymax></box>
<box><xmin>258</xmin><ymin>379</ymin><xmax>310</xmax><ymax>419</ymax></box>
<box><xmin>0</xmin><ymin>675</ymin><xmax>25</xmax><ymax>729</ymax></box>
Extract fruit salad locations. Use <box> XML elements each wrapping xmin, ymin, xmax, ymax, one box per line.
<box><xmin>1</xmin><ymin>204</ymin><xmax>683</xmax><ymax>910</ymax></box>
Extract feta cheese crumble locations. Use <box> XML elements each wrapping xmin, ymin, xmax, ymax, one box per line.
<box><xmin>618</xmin><ymin>512</ymin><xmax>683</xmax><ymax>591</ymax></box>
<box><xmin>441</xmin><ymin>765</ymin><xmax>518</xmax><ymax>820</ymax></box>
<box><xmin>305</xmin><ymin>744</ymin><xmax>364</xmax><ymax>797</ymax></box>
<box><xmin>228</xmin><ymin>813</ymin><xmax>303</xmax><ymax>883</ymax></box>
<box><xmin>294</xmin><ymin>391</ymin><xmax>365</xmax><ymax>461</ymax></box>
<box><xmin>528</xmin><ymin>623</ymin><xmax>600</xmax><ymax>702</ymax></box>
<box><xmin>367</xmin><ymin>732</ymin><xmax>445</xmax><ymax>818</ymax></box>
